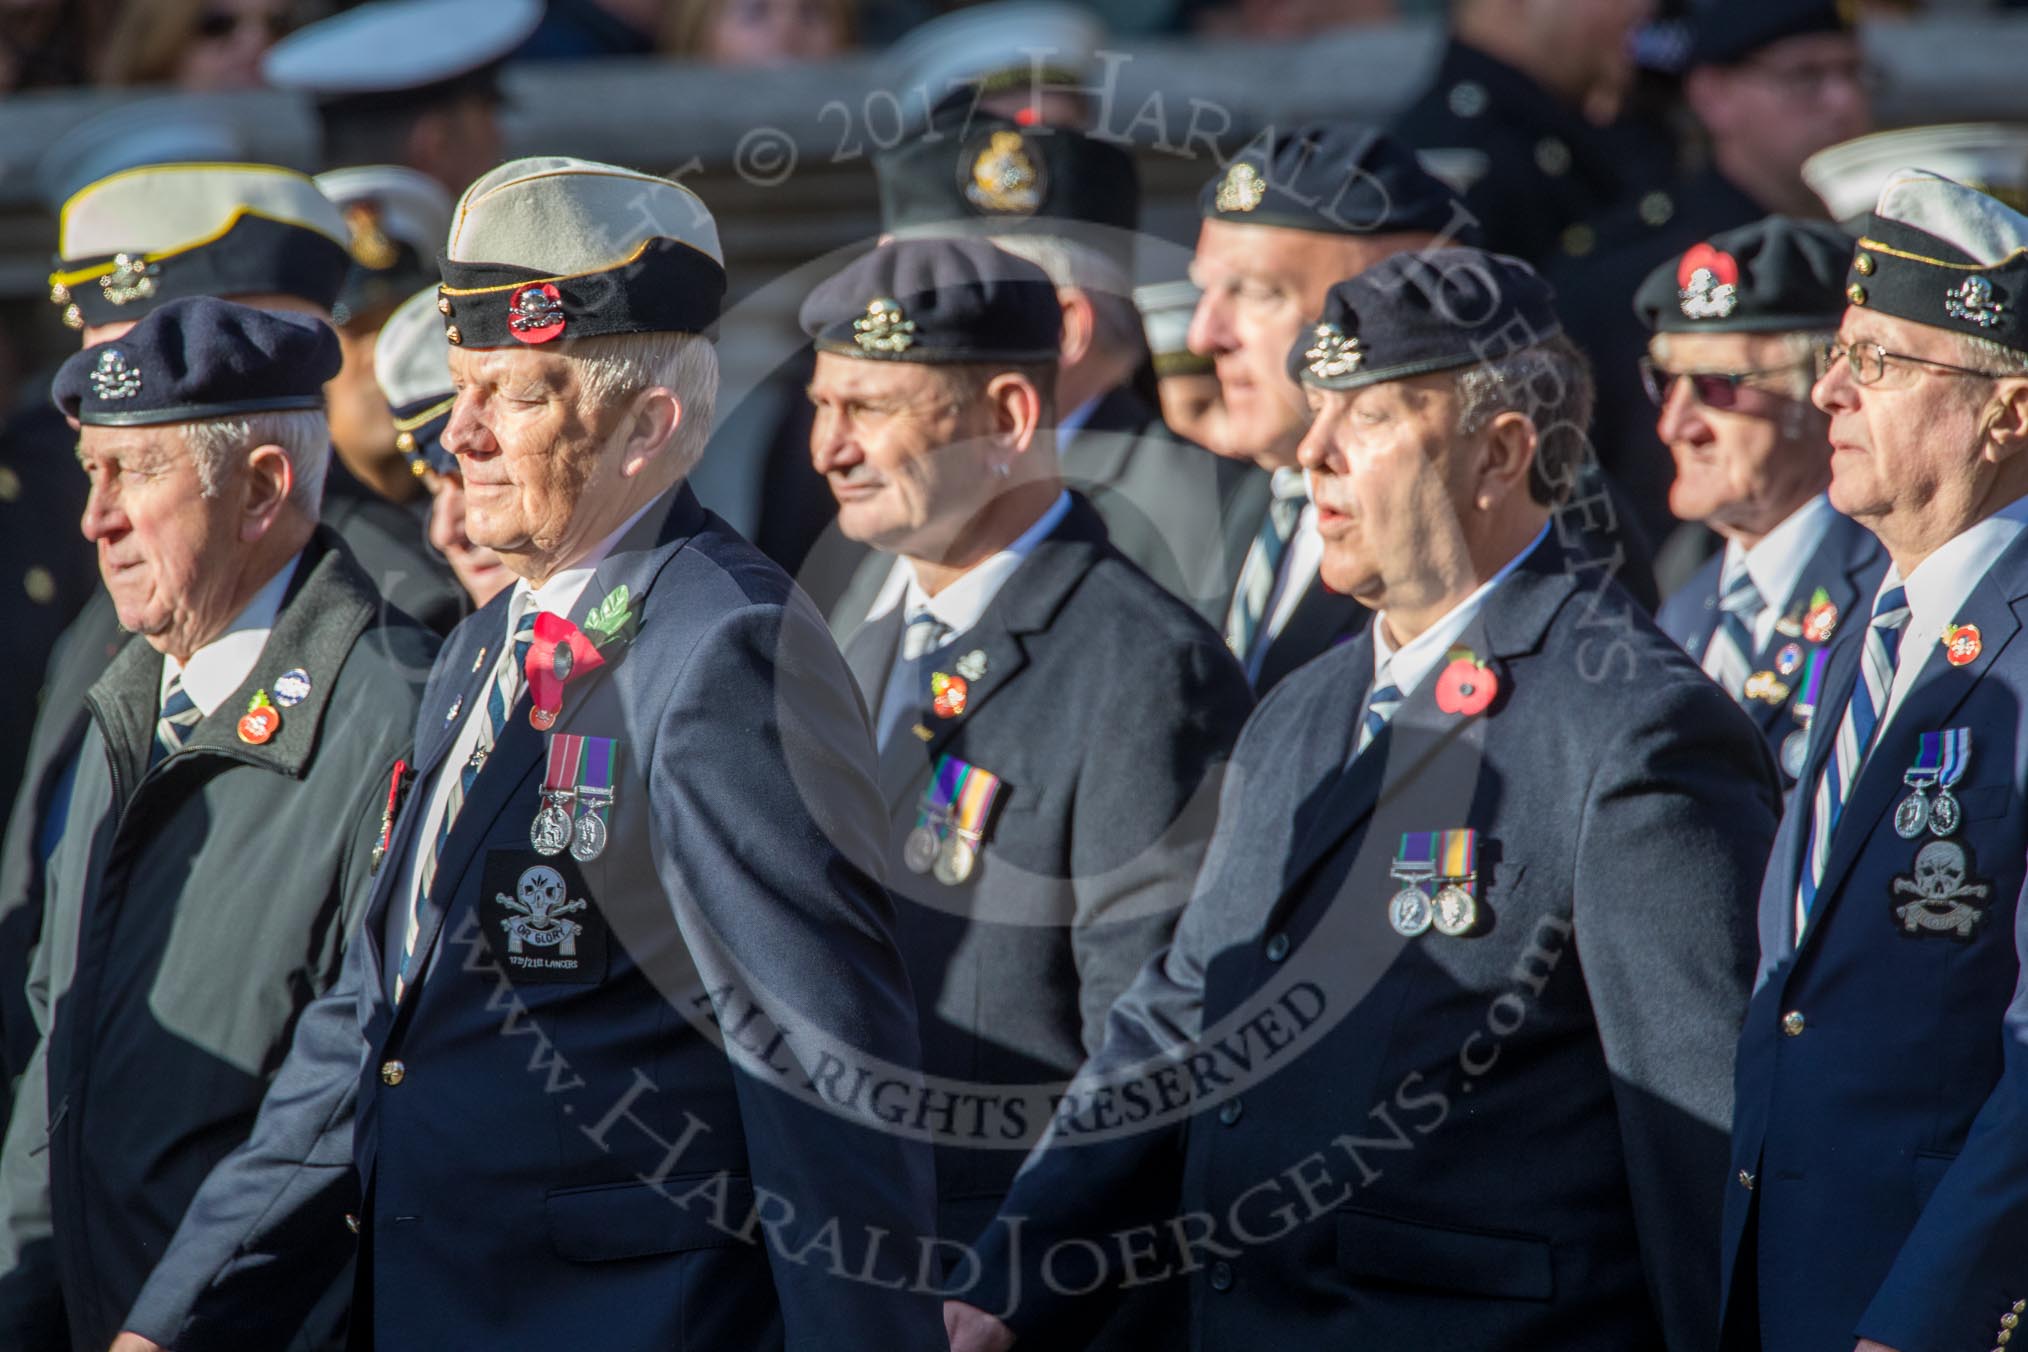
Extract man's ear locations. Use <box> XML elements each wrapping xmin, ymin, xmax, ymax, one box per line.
<box><xmin>617</xmin><ymin>386</ymin><xmax>683</xmax><ymax>478</ymax></box>
<box><xmin>240</xmin><ymin>444</ymin><xmax>294</xmax><ymax>542</ymax></box>
<box><xmin>984</xmin><ymin>371</ymin><xmax>1043</xmax><ymax>461</ymax></box>
<box><xmin>1982</xmin><ymin>378</ymin><xmax>2028</xmax><ymax>465</ymax></box>
<box><xmin>1474</xmin><ymin>410</ymin><xmax>1539</xmax><ymax>511</ymax></box>
<box><xmin>1057</xmin><ymin>288</ymin><xmax>1095</xmax><ymax>368</ymax></box>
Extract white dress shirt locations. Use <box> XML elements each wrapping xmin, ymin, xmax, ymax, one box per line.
<box><xmin>1875</xmin><ymin>493</ymin><xmax>2028</xmax><ymax>734</ymax></box>
<box><xmin>158</xmin><ymin>552</ymin><xmax>303</xmax><ymax>716</ymax></box>
<box><xmin>1719</xmin><ymin>493</ymin><xmax>1838</xmax><ymax>651</ymax></box>
<box><xmin>1370</xmin><ymin>523</ymin><xmax>1552</xmax><ymax>701</ymax></box>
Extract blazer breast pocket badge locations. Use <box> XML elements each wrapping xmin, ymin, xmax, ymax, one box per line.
<box><xmin>904</xmin><ymin>754</ymin><xmax>1004</xmax><ymax>887</ymax></box>
<box><xmin>1387</xmin><ymin>829</ymin><xmax>1481</xmax><ymax>938</ymax></box>
<box><xmin>480</xmin><ymin>850</ymin><xmax>610</xmax><ymax>983</ymax></box>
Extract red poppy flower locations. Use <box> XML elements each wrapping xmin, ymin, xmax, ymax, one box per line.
<box><xmin>525</xmin><ymin>611</ymin><xmax>607</xmax><ymax>726</ymax></box>
<box><xmin>1434</xmin><ymin>655</ymin><xmax>1498</xmax><ymax>717</ymax></box>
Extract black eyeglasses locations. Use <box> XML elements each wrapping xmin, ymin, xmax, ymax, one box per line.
<box><xmin>1638</xmin><ymin>356</ymin><xmax>1808</xmax><ymax>410</ymax></box>
<box><xmin>1815</xmin><ymin>338</ymin><xmax>2014</xmax><ymax>387</ymax></box>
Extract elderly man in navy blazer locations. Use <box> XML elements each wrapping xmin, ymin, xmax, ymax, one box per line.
<box><xmin>944</xmin><ymin>249</ymin><xmax>1781</xmax><ymax>1352</ymax></box>
<box><xmin>1645</xmin><ymin>216</ymin><xmax>1888</xmax><ymax>785</ymax></box>
<box><xmin>1722</xmin><ymin>171</ymin><xmax>2028</xmax><ymax>1352</ymax></box>
<box><xmin>804</xmin><ymin>238</ymin><xmax>1253</xmax><ymax>1348</ymax></box>
<box><xmin>112</xmin><ymin>158</ymin><xmax>945</xmax><ymax>1352</ymax></box>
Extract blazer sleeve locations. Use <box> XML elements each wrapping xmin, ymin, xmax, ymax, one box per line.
<box><xmin>120</xmin><ymin>758</ymin><xmax>402</xmax><ymax>1350</ymax></box>
<box><xmin>0</xmin><ymin>1033</ymin><xmax>66</xmax><ymax>1347</ymax></box>
<box><xmin>1574</xmin><ymin>676</ymin><xmax>1779</xmax><ymax>1352</ymax></box>
<box><xmin>1068</xmin><ymin>634</ymin><xmax>1253</xmax><ymax>1053</ymax></box>
<box><xmin>640</xmin><ymin>595</ymin><xmax>947</xmax><ymax>1352</ymax></box>
<box><xmin>1856</xmin><ymin>909</ymin><xmax>2028</xmax><ymax>1352</ymax></box>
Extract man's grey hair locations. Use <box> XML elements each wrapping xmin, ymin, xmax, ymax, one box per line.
<box><xmin>565</xmin><ymin>331</ymin><xmax>720</xmax><ymax>476</ymax></box>
<box><xmin>989</xmin><ymin>234</ymin><xmax>1147</xmax><ymax>361</ymax></box>
<box><xmin>181</xmin><ymin>410</ymin><xmax>329</xmax><ymax>515</ymax></box>
<box><xmin>1454</xmin><ymin>333</ymin><xmax>1596</xmax><ymax>507</ymax></box>
<box><xmin>1960</xmin><ymin>332</ymin><xmax>2028</xmax><ymax>377</ymax></box>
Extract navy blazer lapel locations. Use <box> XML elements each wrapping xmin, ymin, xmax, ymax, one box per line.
<box><xmin>1747</xmin><ymin>516</ymin><xmax>1882</xmax><ymax>739</ymax></box>
<box><xmin>843</xmin><ymin>606</ymin><xmax>902</xmax><ymax>713</ymax></box>
<box><xmin>1799</xmin><ymin>543</ymin><xmax>2028</xmax><ymax>944</ymax></box>
<box><xmin>1676</xmin><ymin>553</ymin><xmax>1724</xmax><ymax>663</ymax></box>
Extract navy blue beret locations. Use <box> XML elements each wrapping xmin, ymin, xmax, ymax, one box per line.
<box><xmin>1287</xmin><ymin>248</ymin><xmax>1560</xmax><ymax>391</ymax></box>
<box><xmin>1636</xmin><ymin>215</ymin><xmax>1855</xmax><ymax>334</ymax></box>
<box><xmin>801</xmin><ymin>238</ymin><xmax>1060</xmax><ymax>365</ymax></box>
<box><xmin>1201</xmin><ymin>122</ymin><xmax>1479</xmax><ymax>243</ymax></box>
<box><xmin>54</xmin><ymin>296</ymin><xmax>340</xmax><ymax>427</ymax></box>
<box><xmin>1688</xmin><ymin>0</ymin><xmax>1854</xmax><ymax>67</ymax></box>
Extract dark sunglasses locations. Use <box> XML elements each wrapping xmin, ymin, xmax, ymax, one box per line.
<box><xmin>195</xmin><ymin>9</ymin><xmax>285</xmax><ymax>40</ymax></box>
<box><xmin>1638</xmin><ymin>356</ymin><xmax>1807</xmax><ymax>410</ymax></box>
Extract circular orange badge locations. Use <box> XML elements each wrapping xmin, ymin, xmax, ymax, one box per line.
<box><xmin>931</xmin><ymin>672</ymin><xmax>968</xmax><ymax>719</ymax></box>
<box><xmin>238</xmin><ymin>705</ymin><xmax>280</xmax><ymax>745</ymax></box>
<box><xmin>1945</xmin><ymin>623</ymin><xmax>1982</xmax><ymax>666</ymax></box>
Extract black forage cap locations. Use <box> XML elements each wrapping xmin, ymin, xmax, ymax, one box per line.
<box><xmin>802</xmin><ymin>238</ymin><xmax>1061</xmax><ymax>366</ymax></box>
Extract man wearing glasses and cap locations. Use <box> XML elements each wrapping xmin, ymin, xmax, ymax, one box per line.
<box><xmin>1723</xmin><ymin>170</ymin><xmax>2028</xmax><ymax>1352</ymax></box>
<box><xmin>1643</xmin><ymin>216</ymin><xmax>1886</xmax><ymax>785</ymax></box>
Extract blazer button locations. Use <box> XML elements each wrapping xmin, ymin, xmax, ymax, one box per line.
<box><xmin>1781</xmin><ymin>1011</ymin><xmax>1806</xmax><ymax>1037</ymax></box>
<box><xmin>1737</xmin><ymin>1169</ymin><xmax>1755</xmax><ymax>1191</ymax></box>
<box><xmin>1208</xmin><ymin>1260</ymin><xmax>1234</xmax><ymax>1292</ymax></box>
<box><xmin>1218</xmin><ymin>1099</ymin><xmax>1243</xmax><ymax>1126</ymax></box>
<box><xmin>345</xmin><ymin>1213</ymin><xmax>361</xmax><ymax>1234</ymax></box>
<box><xmin>1264</xmin><ymin>933</ymin><xmax>1290</xmax><ymax>962</ymax></box>
<box><xmin>380</xmin><ymin>1060</ymin><xmax>406</xmax><ymax>1086</ymax></box>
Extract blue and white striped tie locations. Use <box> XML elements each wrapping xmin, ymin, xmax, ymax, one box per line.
<box><xmin>398</xmin><ymin>606</ymin><xmax>538</xmax><ymax>997</ymax></box>
<box><xmin>1225</xmin><ymin>471</ymin><xmax>1307</xmax><ymax>666</ymax></box>
<box><xmin>1702</xmin><ymin>565</ymin><xmax>1764</xmax><ymax>702</ymax></box>
<box><xmin>1796</xmin><ymin>584</ymin><xmax>1911</xmax><ymax>937</ymax></box>
<box><xmin>152</xmin><ymin>672</ymin><xmax>202</xmax><ymax>766</ymax></box>
<box><xmin>1355</xmin><ymin>678</ymin><xmax>1403</xmax><ymax>758</ymax></box>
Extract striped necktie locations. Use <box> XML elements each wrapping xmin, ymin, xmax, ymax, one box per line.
<box><xmin>152</xmin><ymin>672</ymin><xmax>202</xmax><ymax>766</ymax></box>
<box><xmin>398</xmin><ymin>605</ymin><xmax>539</xmax><ymax>997</ymax></box>
<box><xmin>1796</xmin><ymin>583</ymin><xmax>1911</xmax><ymax>937</ymax></box>
<box><xmin>1355</xmin><ymin>675</ymin><xmax>1402</xmax><ymax>758</ymax></box>
<box><xmin>900</xmin><ymin>608</ymin><xmax>954</xmax><ymax>663</ymax></box>
<box><xmin>1701</xmin><ymin>564</ymin><xmax>1765</xmax><ymax>702</ymax></box>
<box><xmin>1226</xmin><ymin>472</ymin><xmax>1308</xmax><ymax>666</ymax></box>
<box><xmin>878</xmin><ymin>607</ymin><xmax>955</xmax><ymax>753</ymax></box>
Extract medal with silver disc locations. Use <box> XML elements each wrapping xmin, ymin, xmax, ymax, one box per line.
<box><xmin>903</xmin><ymin>823</ymin><xmax>942</xmax><ymax>874</ymax></box>
<box><xmin>1388</xmin><ymin>832</ymin><xmax>1439</xmax><ymax>937</ymax></box>
<box><xmin>1430</xmin><ymin>830</ymin><xmax>1480</xmax><ymax>936</ymax></box>
<box><xmin>933</xmin><ymin>833</ymin><xmax>978</xmax><ymax>886</ymax></box>
<box><xmin>1918</xmin><ymin>728</ymin><xmax>1970</xmax><ymax>837</ymax></box>
<box><xmin>531</xmin><ymin>735</ymin><xmax>583</xmax><ymax>855</ymax></box>
<box><xmin>568</xmin><ymin>735</ymin><xmax>618</xmax><ymax>863</ymax></box>
<box><xmin>906</xmin><ymin>756</ymin><xmax>970</xmax><ymax>876</ymax></box>
<box><xmin>1432</xmin><ymin>884</ymin><xmax>1478</xmax><ymax>937</ymax></box>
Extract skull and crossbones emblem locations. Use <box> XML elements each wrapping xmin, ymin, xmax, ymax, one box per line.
<box><xmin>1891</xmin><ymin>839</ymin><xmax>1991</xmax><ymax>939</ymax></box>
<box><xmin>497</xmin><ymin>864</ymin><xmax>589</xmax><ymax>954</ymax></box>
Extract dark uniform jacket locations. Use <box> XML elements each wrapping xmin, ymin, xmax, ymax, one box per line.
<box><xmin>1549</xmin><ymin>168</ymin><xmax>1773</xmax><ymax>542</ymax></box>
<box><xmin>123</xmin><ymin>485</ymin><xmax>945</xmax><ymax>1352</ymax></box>
<box><xmin>966</xmin><ymin>536</ymin><xmax>1780</xmax><ymax>1351</ymax></box>
<box><xmin>1390</xmin><ymin>39</ymin><xmax>1630</xmax><ymax>267</ymax></box>
<box><xmin>1061</xmin><ymin>387</ymin><xmax>1267</xmax><ymax>629</ymax></box>
<box><xmin>0</xmin><ymin>529</ymin><xmax>436</xmax><ymax>1352</ymax></box>
<box><xmin>1245</xmin><ymin>568</ymin><xmax>1372</xmax><ymax>698</ymax></box>
<box><xmin>1657</xmin><ymin>507</ymin><xmax>1886</xmax><ymax>786</ymax></box>
<box><xmin>320</xmin><ymin>460</ymin><xmax>467</xmax><ymax>637</ymax></box>
<box><xmin>1723</xmin><ymin>530</ymin><xmax>2028</xmax><ymax>1352</ymax></box>
<box><xmin>839</xmin><ymin>495</ymin><xmax>1252</xmax><ymax>1244</ymax></box>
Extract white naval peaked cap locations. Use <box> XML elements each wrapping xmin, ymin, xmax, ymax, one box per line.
<box><xmin>436</xmin><ymin>157</ymin><xmax>726</xmax><ymax>348</ymax></box>
<box><xmin>1845</xmin><ymin>168</ymin><xmax>2028</xmax><ymax>352</ymax></box>
<box><xmin>316</xmin><ymin>166</ymin><xmax>454</xmax><ymax>261</ymax></box>
<box><xmin>51</xmin><ymin>162</ymin><xmax>350</xmax><ymax>330</ymax></box>
<box><xmin>263</xmin><ymin>0</ymin><xmax>542</xmax><ymax>98</ymax></box>
<box><xmin>1803</xmin><ymin>123</ymin><xmax>2028</xmax><ymax>228</ymax></box>
<box><xmin>376</xmin><ymin>286</ymin><xmax>455</xmax><ymax>409</ymax></box>
<box><xmin>888</xmin><ymin>1</ymin><xmax>1105</xmax><ymax>106</ymax></box>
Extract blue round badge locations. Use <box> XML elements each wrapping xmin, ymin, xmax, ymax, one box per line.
<box><xmin>273</xmin><ymin>667</ymin><xmax>313</xmax><ymax>707</ymax></box>
<box><xmin>1775</xmin><ymin>642</ymin><xmax>1804</xmax><ymax>677</ymax></box>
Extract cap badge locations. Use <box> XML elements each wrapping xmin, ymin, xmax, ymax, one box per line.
<box><xmin>100</xmin><ymin>253</ymin><xmax>158</xmax><ymax>308</ymax></box>
<box><xmin>89</xmin><ymin>349</ymin><xmax>142</xmax><ymax>401</ymax></box>
<box><xmin>1944</xmin><ymin>276</ymin><xmax>2006</xmax><ymax>330</ymax></box>
<box><xmin>1677</xmin><ymin>244</ymin><xmax>1739</xmax><ymax>321</ymax></box>
<box><xmin>343</xmin><ymin>201</ymin><xmax>400</xmax><ymax>271</ymax></box>
<box><xmin>508</xmin><ymin>282</ymin><xmax>568</xmax><ymax>344</ymax></box>
<box><xmin>1304</xmin><ymin>322</ymin><xmax>1364</xmax><ymax>381</ymax></box>
<box><xmin>853</xmin><ymin>296</ymin><xmax>916</xmax><ymax>354</ymax></box>
<box><xmin>965</xmin><ymin>130</ymin><xmax>1044</xmax><ymax>217</ymax></box>
<box><xmin>1215</xmin><ymin>162</ymin><xmax>1266</xmax><ymax>214</ymax></box>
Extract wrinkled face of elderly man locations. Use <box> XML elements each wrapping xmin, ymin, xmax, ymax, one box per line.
<box><xmin>1813</xmin><ymin>310</ymin><xmax>2028</xmax><ymax>560</ymax></box>
<box><xmin>442</xmin><ymin>335</ymin><xmax>709</xmax><ymax>584</ymax></box>
<box><xmin>807</xmin><ymin>351</ymin><xmax>1046</xmax><ymax>566</ymax></box>
<box><xmin>1650</xmin><ymin>329</ymin><xmax>1830</xmax><ymax>540</ymax></box>
<box><xmin>78</xmin><ymin>416</ymin><xmax>307</xmax><ymax>662</ymax></box>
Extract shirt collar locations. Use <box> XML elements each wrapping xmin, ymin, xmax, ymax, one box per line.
<box><xmin>161</xmin><ymin>551</ymin><xmax>303</xmax><ymax>717</ymax></box>
<box><xmin>1727</xmin><ymin>493</ymin><xmax>1836</xmax><ymax>610</ymax></box>
<box><xmin>1372</xmin><ymin>522</ymin><xmax>1550</xmax><ymax>698</ymax></box>
<box><xmin>1880</xmin><ymin>492</ymin><xmax>2028</xmax><ymax>649</ymax></box>
<box><xmin>507</xmin><ymin>496</ymin><xmax>662</xmax><ymax>630</ymax></box>
<box><xmin>1056</xmin><ymin>395</ymin><xmax>1103</xmax><ymax>440</ymax></box>
<box><xmin>887</xmin><ymin>490</ymin><xmax>1074</xmax><ymax>635</ymax></box>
